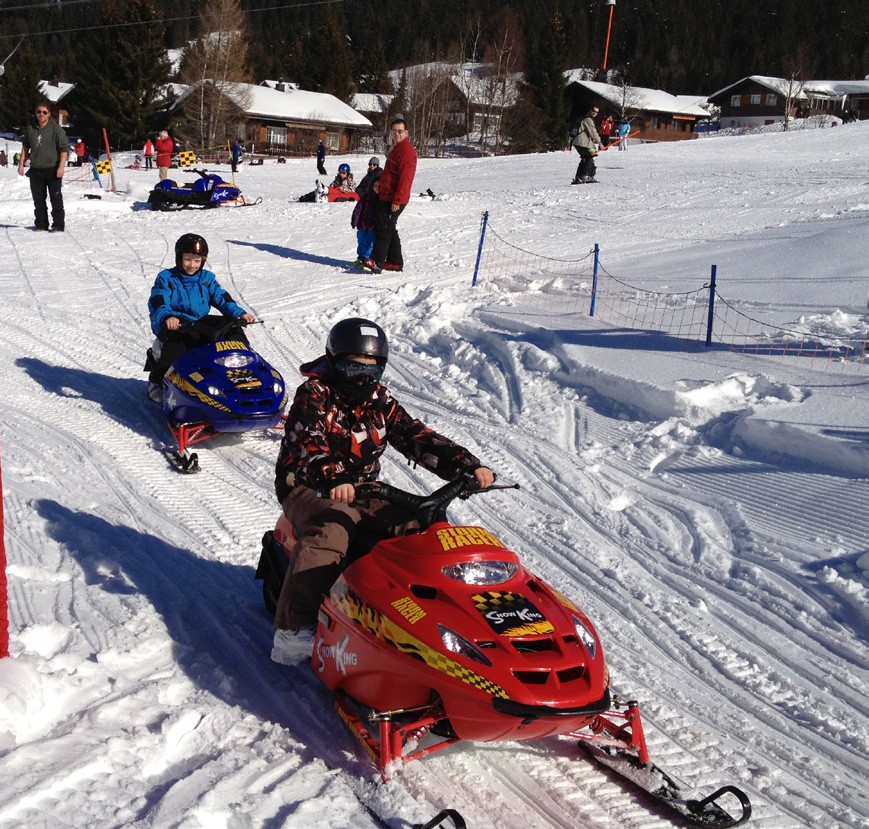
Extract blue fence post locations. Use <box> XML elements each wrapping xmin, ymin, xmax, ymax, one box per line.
<box><xmin>589</xmin><ymin>243</ymin><xmax>600</xmax><ymax>317</ymax></box>
<box><xmin>471</xmin><ymin>211</ymin><xmax>489</xmax><ymax>287</ymax></box>
<box><xmin>705</xmin><ymin>264</ymin><xmax>717</xmax><ymax>346</ymax></box>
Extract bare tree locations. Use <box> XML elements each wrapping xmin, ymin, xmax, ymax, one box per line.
<box><xmin>178</xmin><ymin>0</ymin><xmax>253</xmax><ymax>150</ymax></box>
<box><xmin>478</xmin><ymin>9</ymin><xmax>524</xmax><ymax>154</ymax></box>
<box><xmin>402</xmin><ymin>60</ymin><xmax>458</xmax><ymax>158</ymax></box>
<box><xmin>610</xmin><ymin>69</ymin><xmax>644</xmax><ymax>127</ymax></box>
<box><xmin>780</xmin><ymin>45</ymin><xmax>816</xmax><ymax>131</ymax></box>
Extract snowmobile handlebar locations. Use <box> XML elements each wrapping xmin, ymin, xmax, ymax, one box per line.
<box><xmin>354</xmin><ymin>474</ymin><xmax>518</xmax><ymax>531</ymax></box>
<box><xmin>179</xmin><ymin>316</ymin><xmax>261</xmax><ymax>343</ymax></box>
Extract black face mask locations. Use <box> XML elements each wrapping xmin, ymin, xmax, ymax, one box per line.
<box><xmin>330</xmin><ymin>357</ymin><xmax>384</xmax><ymax>403</ymax></box>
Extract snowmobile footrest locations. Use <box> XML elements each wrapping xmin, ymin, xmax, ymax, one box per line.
<box><xmin>413</xmin><ymin>809</ymin><xmax>467</xmax><ymax>829</ymax></box>
<box><xmin>688</xmin><ymin>785</ymin><xmax>752</xmax><ymax>827</ymax></box>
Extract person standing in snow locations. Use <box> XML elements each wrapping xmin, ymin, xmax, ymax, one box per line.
<box><xmin>231</xmin><ymin>139</ymin><xmax>243</xmax><ymax>174</ymax></box>
<box><xmin>599</xmin><ymin>115</ymin><xmax>614</xmax><ymax>148</ymax></box>
<box><xmin>146</xmin><ymin>233</ymin><xmax>255</xmax><ymax>403</ymax></box>
<box><xmin>351</xmin><ymin>171</ymin><xmax>381</xmax><ymax>266</ymax></box>
<box><xmin>155</xmin><ymin>130</ymin><xmax>174</xmax><ymax>180</ymax></box>
<box><xmin>143</xmin><ymin>137</ymin><xmax>155</xmax><ymax>170</ymax></box>
<box><xmin>571</xmin><ymin>105</ymin><xmax>602</xmax><ymax>184</ymax></box>
<box><xmin>617</xmin><ymin>119</ymin><xmax>630</xmax><ymax>150</ymax></box>
<box><xmin>18</xmin><ymin>101</ymin><xmax>68</xmax><ymax>232</ymax></box>
<box><xmin>362</xmin><ymin>114</ymin><xmax>417</xmax><ymax>273</ymax></box>
<box><xmin>316</xmin><ymin>139</ymin><xmax>327</xmax><ymax>176</ymax></box>
<box><xmin>271</xmin><ymin>317</ymin><xmax>494</xmax><ymax>665</ymax></box>
<box><xmin>75</xmin><ymin>138</ymin><xmax>87</xmax><ymax>166</ymax></box>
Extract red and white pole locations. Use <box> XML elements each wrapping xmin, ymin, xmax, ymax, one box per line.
<box><xmin>602</xmin><ymin>0</ymin><xmax>616</xmax><ymax>72</ymax></box>
<box><xmin>0</xmin><ymin>443</ymin><xmax>8</xmax><ymax>658</ymax></box>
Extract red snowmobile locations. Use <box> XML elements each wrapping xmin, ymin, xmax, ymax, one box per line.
<box><xmin>256</xmin><ymin>476</ymin><xmax>752</xmax><ymax>828</ymax></box>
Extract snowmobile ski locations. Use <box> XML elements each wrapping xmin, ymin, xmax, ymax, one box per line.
<box><xmin>581</xmin><ymin>743</ymin><xmax>751</xmax><ymax>828</ymax></box>
<box><xmin>162</xmin><ymin>446</ymin><xmax>200</xmax><ymax>474</ymax></box>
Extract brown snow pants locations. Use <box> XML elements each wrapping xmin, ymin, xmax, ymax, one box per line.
<box><xmin>274</xmin><ymin>484</ymin><xmax>417</xmax><ymax>631</ymax></box>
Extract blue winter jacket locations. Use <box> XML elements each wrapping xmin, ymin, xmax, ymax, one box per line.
<box><xmin>148</xmin><ymin>266</ymin><xmax>246</xmax><ymax>336</ymax></box>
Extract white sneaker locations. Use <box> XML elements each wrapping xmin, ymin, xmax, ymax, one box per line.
<box><xmin>271</xmin><ymin>627</ymin><xmax>315</xmax><ymax>666</ymax></box>
<box><xmin>146</xmin><ymin>382</ymin><xmax>163</xmax><ymax>403</ymax></box>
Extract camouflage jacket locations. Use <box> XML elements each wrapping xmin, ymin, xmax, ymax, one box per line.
<box><xmin>274</xmin><ymin>357</ymin><xmax>481</xmax><ymax>502</ymax></box>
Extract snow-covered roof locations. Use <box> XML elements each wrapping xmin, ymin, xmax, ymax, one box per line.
<box><xmin>173</xmin><ymin>82</ymin><xmax>372</xmax><ymax>129</ymax></box>
<box><xmin>709</xmin><ymin>76</ymin><xmax>869</xmax><ymax>104</ymax></box>
<box><xmin>389</xmin><ymin>62</ymin><xmax>521</xmax><ymax>109</ymax></box>
<box><xmin>39</xmin><ymin>80</ymin><xmax>74</xmax><ymax>104</ymax></box>
<box><xmin>708</xmin><ymin>75</ymin><xmax>810</xmax><ymax>102</ymax></box>
<box><xmin>564</xmin><ymin>73</ymin><xmax>709</xmax><ymax>117</ymax></box>
<box><xmin>803</xmin><ymin>79</ymin><xmax>869</xmax><ymax>96</ymax></box>
<box><xmin>351</xmin><ymin>92</ymin><xmax>394</xmax><ymax>114</ymax></box>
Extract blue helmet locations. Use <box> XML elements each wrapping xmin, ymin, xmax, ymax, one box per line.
<box><xmin>338</xmin><ymin>163</ymin><xmax>350</xmax><ymax>174</ymax></box>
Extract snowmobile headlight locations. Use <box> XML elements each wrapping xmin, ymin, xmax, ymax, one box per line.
<box><xmin>572</xmin><ymin>614</ymin><xmax>597</xmax><ymax>659</ymax></box>
<box><xmin>273</xmin><ymin>380</ymin><xmax>284</xmax><ymax>395</ymax></box>
<box><xmin>206</xmin><ymin>384</ymin><xmax>225</xmax><ymax>397</ymax></box>
<box><xmin>437</xmin><ymin>624</ymin><xmax>492</xmax><ymax>667</ymax></box>
<box><xmin>215</xmin><ymin>353</ymin><xmax>253</xmax><ymax>368</ymax></box>
<box><xmin>441</xmin><ymin>561</ymin><xmax>518</xmax><ymax>586</ymax></box>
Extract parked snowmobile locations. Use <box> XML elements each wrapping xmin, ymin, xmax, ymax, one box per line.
<box><xmin>146</xmin><ymin>318</ymin><xmax>287</xmax><ymax>472</ymax></box>
<box><xmin>255</xmin><ymin>476</ymin><xmax>752</xmax><ymax>827</ymax></box>
<box><xmin>148</xmin><ymin>168</ymin><xmax>259</xmax><ymax>210</ymax></box>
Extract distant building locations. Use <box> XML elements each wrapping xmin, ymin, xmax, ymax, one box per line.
<box><xmin>351</xmin><ymin>92</ymin><xmax>394</xmax><ymax>136</ymax></box>
<box><xmin>39</xmin><ymin>80</ymin><xmax>74</xmax><ymax>128</ymax></box>
<box><xmin>564</xmin><ymin>74</ymin><xmax>709</xmax><ymax>142</ymax></box>
<box><xmin>707</xmin><ymin>76</ymin><xmax>869</xmax><ymax>127</ymax></box>
<box><xmin>388</xmin><ymin>62</ymin><xmax>522</xmax><ymax>146</ymax></box>
<box><xmin>171</xmin><ymin>81</ymin><xmax>372</xmax><ymax>156</ymax></box>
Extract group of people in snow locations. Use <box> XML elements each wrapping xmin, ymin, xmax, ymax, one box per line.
<box><xmin>140</xmin><ymin>112</ymin><xmax>475</xmax><ymax>669</ymax></box>
<box><xmin>144</xmin><ymin>228</ymin><xmax>491</xmax><ymax>666</ymax></box>
<box><xmin>309</xmin><ymin>114</ymin><xmax>417</xmax><ymax>274</ymax></box>
<box><xmin>570</xmin><ymin>105</ymin><xmax>634</xmax><ymax>184</ymax></box>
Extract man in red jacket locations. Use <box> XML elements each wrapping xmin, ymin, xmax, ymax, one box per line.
<box><xmin>155</xmin><ymin>130</ymin><xmax>174</xmax><ymax>180</ymax></box>
<box><xmin>362</xmin><ymin>114</ymin><xmax>417</xmax><ymax>274</ymax></box>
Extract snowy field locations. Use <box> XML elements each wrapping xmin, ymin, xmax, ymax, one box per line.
<box><xmin>0</xmin><ymin>121</ymin><xmax>867</xmax><ymax>829</ymax></box>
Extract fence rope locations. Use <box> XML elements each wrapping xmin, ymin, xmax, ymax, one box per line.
<box><xmin>473</xmin><ymin>218</ymin><xmax>866</xmax><ymax>373</ymax></box>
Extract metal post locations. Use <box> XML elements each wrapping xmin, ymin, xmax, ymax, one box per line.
<box><xmin>705</xmin><ymin>265</ymin><xmax>717</xmax><ymax>346</ymax></box>
<box><xmin>602</xmin><ymin>0</ymin><xmax>616</xmax><ymax>72</ymax></box>
<box><xmin>471</xmin><ymin>211</ymin><xmax>489</xmax><ymax>287</ymax></box>
<box><xmin>590</xmin><ymin>243</ymin><xmax>600</xmax><ymax>317</ymax></box>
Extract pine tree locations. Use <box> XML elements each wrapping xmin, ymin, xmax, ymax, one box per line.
<box><xmin>0</xmin><ymin>41</ymin><xmax>44</xmax><ymax>135</ymax></box>
<box><xmin>299</xmin><ymin>7</ymin><xmax>355</xmax><ymax>101</ymax></box>
<box><xmin>524</xmin><ymin>3</ymin><xmax>568</xmax><ymax>151</ymax></box>
<box><xmin>68</xmin><ymin>0</ymin><xmax>171</xmax><ymax>150</ymax></box>
<box><xmin>356</xmin><ymin>38</ymin><xmax>392</xmax><ymax>94</ymax></box>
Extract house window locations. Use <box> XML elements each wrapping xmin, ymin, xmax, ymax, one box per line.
<box><xmin>766</xmin><ymin>93</ymin><xmax>777</xmax><ymax>106</ymax></box>
<box><xmin>750</xmin><ymin>94</ymin><xmax>761</xmax><ymax>105</ymax></box>
<box><xmin>267</xmin><ymin>126</ymin><xmax>287</xmax><ymax>147</ymax></box>
<box><xmin>730</xmin><ymin>95</ymin><xmax>741</xmax><ymax>107</ymax></box>
<box><xmin>326</xmin><ymin>132</ymin><xmax>339</xmax><ymax>151</ymax></box>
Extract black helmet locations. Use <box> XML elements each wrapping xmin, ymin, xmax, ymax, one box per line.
<box><xmin>175</xmin><ymin>233</ymin><xmax>208</xmax><ymax>269</ymax></box>
<box><xmin>326</xmin><ymin>318</ymin><xmax>388</xmax><ymax>365</ymax></box>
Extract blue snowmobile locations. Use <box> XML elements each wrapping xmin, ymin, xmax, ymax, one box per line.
<box><xmin>146</xmin><ymin>318</ymin><xmax>287</xmax><ymax>472</ymax></box>
<box><xmin>148</xmin><ymin>168</ymin><xmax>259</xmax><ymax>210</ymax></box>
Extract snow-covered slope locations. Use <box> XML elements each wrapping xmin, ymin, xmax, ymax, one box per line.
<box><xmin>0</xmin><ymin>121</ymin><xmax>866</xmax><ymax>828</ymax></box>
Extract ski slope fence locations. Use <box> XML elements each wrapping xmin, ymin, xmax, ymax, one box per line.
<box><xmin>471</xmin><ymin>212</ymin><xmax>867</xmax><ymax>374</ymax></box>
<box><xmin>1</xmin><ymin>444</ymin><xmax>7</xmax><ymax>658</ymax></box>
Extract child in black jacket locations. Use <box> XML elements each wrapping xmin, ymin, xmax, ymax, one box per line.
<box><xmin>350</xmin><ymin>171</ymin><xmax>381</xmax><ymax>267</ymax></box>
